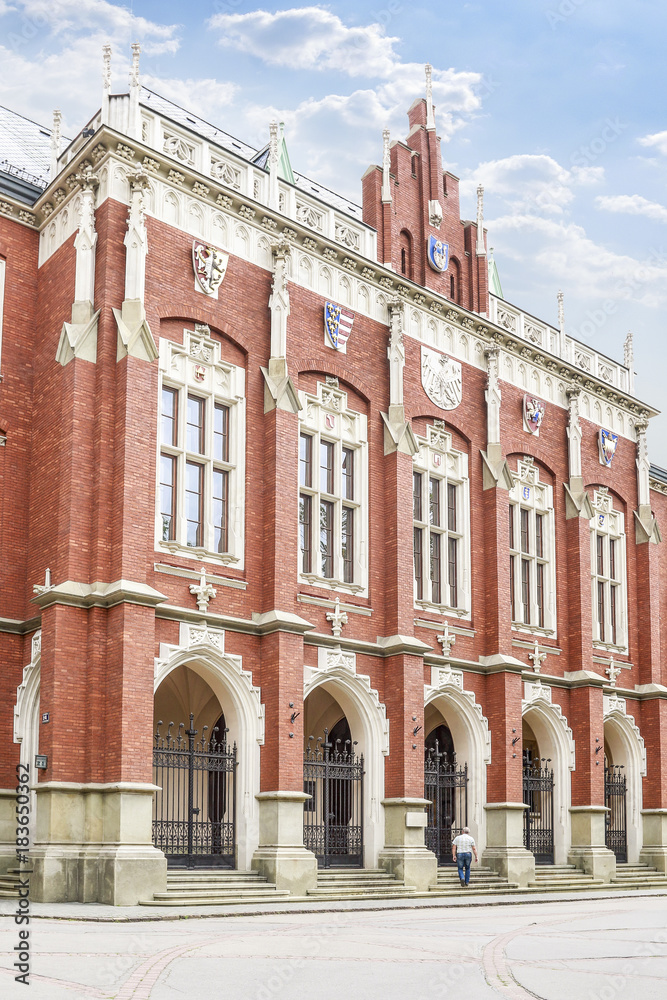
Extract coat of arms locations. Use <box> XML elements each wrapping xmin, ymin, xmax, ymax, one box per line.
<box><xmin>193</xmin><ymin>240</ymin><xmax>228</xmax><ymax>295</ymax></box>
<box><xmin>427</xmin><ymin>235</ymin><xmax>449</xmax><ymax>273</ymax></box>
<box><xmin>324</xmin><ymin>302</ymin><xmax>354</xmax><ymax>350</ymax></box>
<box><xmin>599</xmin><ymin>428</ymin><xmax>618</xmax><ymax>467</ymax></box>
<box><xmin>523</xmin><ymin>395</ymin><xmax>545</xmax><ymax>436</ymax></box>
<box><xmin>421</xmin><ymin>346</ymin><xmax>462</xmax><ymax>411</ymax></box>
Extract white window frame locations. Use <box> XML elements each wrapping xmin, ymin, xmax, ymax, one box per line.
<box><xmin>155</xmin><ymin>324</ymin><xmax>245</xmax><ymax>567</ymax></box>
<box><xmin>412</xmin><ymin>423</ymin><xmax>471</xmax><ymax>619</ymax></box>
<box><xmin>509</xmin><ymin>458</ymin><xmax>557</xmax><ymax>636</ymax></box>
<box><xmin>298</xmin><ymin>379</ymin><xmax>368</xmax><ymax>595</ymax></box>
<box><xmin>590</xmin><ymin>488</ymin><xmax>628</xmax><ymax>653</ymax></box>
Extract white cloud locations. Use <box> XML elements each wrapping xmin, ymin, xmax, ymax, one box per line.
<box><xmin>638</xmin><ymin>130</ymin><xmax>667</xmax><ymax>156</ymax></box>
<box><xmin>596</xmin><ymin>194</ymin><xmax>667</xmax><ymax>224</ymax></box>
<box><xmin>142</xmin><ymin>74</ymin><xmax>238</xmax><ymax>120</ymax></box>
<box><xmin>461</xmin><ymin>154</ymin><xmax>604</xmax><ymax>216</ymax></box>
<box><xmin>19</xmin><ymin>0</ymin><xmax>179</xmax><ymax>44</ymax></box>
<box><xmin>209</xmin><ymin>6</ymin><xmax>398</xmax><ymax>78</ymax></box>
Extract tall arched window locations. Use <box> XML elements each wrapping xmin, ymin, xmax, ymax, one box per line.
<box><xmin>590</xmin><ymin>488</ymin><xmax>627</xmax><ymax>651</ymax></box>
<box><xmin>398</xmin><ymin>229</ymin><xmax>412</xmax><ymax>279</ymax></box>
<box><xmin>449</xmin><ymin>257</ymin><xmax>461</xmax><ymax>304</ymax></box>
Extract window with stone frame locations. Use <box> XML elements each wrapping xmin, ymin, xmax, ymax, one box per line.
<box><xmin>590</xmin><ymin>488</ymin><xmax>628</xmax><ymax>651</ymax></box>
<box><xmin>412</xmin><ymin>423</ymin><xmax>470</xmax><ymax>616</ymax></box>
<box><xmin>156</xmin><ymin>324</ymin><xmax>245</xmax><ymax>567</ymax></box>
<box><xmin>509</xmin><ymin>459</ymin><xmax>556</xmax><ymax>634</ymax></box>
<box><xmin>298</xmin><ymin>379</ymin><xmax>368</xmax><ymax>594</ymax></box>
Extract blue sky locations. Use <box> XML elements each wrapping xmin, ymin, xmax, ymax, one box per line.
<box><xmin>2</xmin><ymin>0</ymin><xmax>666</xmax><ymax>464</ymax></box>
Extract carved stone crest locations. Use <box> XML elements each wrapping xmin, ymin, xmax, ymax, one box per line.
<box><xmin>523</xmin><ymin>394</ymin><xmax>545</xmax><ymax>436</ymax></box>
<box><xmin>421</xmin><ymin>346</ymin><xmax>462</xmax><ymax>411</ymax></box>
<box><xmin>192</xmin><ymin>240</ymin><xmax>228</xmax><ymax>295</ymax></box>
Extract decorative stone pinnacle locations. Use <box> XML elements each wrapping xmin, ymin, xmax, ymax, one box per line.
<box><xmin>425</xmin><ymin>63</ymin><xmax>435</xmax><ymax>130</ymax></box>
<box><xmin>557</xmin><ymin>289</ymin><xmax>564</xmax><ymax>332</ymax></box>
<box><xmin>326</xmin><ymin>597</ymin><xmax>348</xmax><ymax>638</ymax></box>
<box><xmin>528</xmin><ymin>641</ymin><xmax>547</xmax><ymax>674</ymax></box>
<box><xmin>476</xmin><ymin>184</ymin><xmax>485</xmax><ymax>255</ymax></box>
<box><xmin>102</xmin><ymin>44</ymin><xmax>112</xmax><ymax>90</ymax></box>
<box><xmin>130</xmin><ymin>42</ymin><xmax>141</xmax><ymax>87</ymax></box>
<box><xmin>381</xmin><ymin>128</ymin><xmax>392</xmax><ymax>204</ymax></box>
<box><xmin>33</xmin><ymin>568</ymin><xmax>53</xmax><ymax>596</ymax></box>
<box><xmin>437</xmin><ymin>623</ymin><xmax>456</xmax><ymax>657</ymax></box>
<box><xmin>605</xmin><ymin>657</ymin><xmax>622</xmax><ymax>687</ymax></box>
<box><xmin>624</xmin><ymin>330</ymin><xmax>634</xmax><ymax>368</ymax></box>
<box><xmin>269</xmin><ymin>120</ymin><xmax>279</xmax><ymax>165</ymax></box>
<box><xmin>189</xmin><ymin>569</ymin><xmax>217</xmax><ymax>613</ymax></box>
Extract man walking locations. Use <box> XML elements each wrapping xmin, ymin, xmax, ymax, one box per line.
<box><xmin>452</xmin><ymin>826</ymin><xmax>478</xmax><ymax>887</ymax></box>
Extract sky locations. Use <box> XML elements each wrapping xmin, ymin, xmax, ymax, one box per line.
<box><xmin>1</xmin><ymin>0</ymin><xmax>666</xmax><ymax>465</ymax></box>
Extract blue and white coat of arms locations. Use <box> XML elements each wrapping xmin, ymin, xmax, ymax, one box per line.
<box><xmin>324</xmin><ymin>302</ymin><xmax>354</xmax><ymax>351</ymax></box>
<box><xmin>427</xmin><ymin>235</ymin><xmax>449</xmax><ymax>273</ymax></box>
<box><xmin>598</xmin><ymin>428</ymin><xmax>618</xmax><ymax>467</ymax></box>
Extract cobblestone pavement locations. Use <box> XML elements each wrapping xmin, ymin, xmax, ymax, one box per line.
<box><xmin>1</xmin><ymin>894</ymin><xmax>667</xmax><ymax>999</ymax></box>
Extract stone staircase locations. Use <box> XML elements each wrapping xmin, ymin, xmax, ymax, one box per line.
<box><xmin>429</xmin><ymin>864</ymin><xmax>517</xmax><ymax>897</ymax></box>
<box><xmin>0</xmin><ymin>869</ymin><xmax>21</xmax><ymax>899</ymax></box>
<box><xmin>139</xmin><ymin>869</ymin><xmax>290</xmax><ymax>906</ymax></box>
<box><xmin>528</xmin><ymin>864</ymin><xmax>605</xmax><ymax>891</ymax></box>
<box><xmin>611</xmin><ymin>862</ymin><xmax>667</xmax><ymax>889</ymax></box>
<box><xmin>305</xmin><ymin>868</ymin><xmax>417</xmax><ymax>900</ymax></box>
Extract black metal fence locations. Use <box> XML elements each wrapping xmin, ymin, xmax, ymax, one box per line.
<box><xmin>523</xmin><ymin>763</ymin><xmax>554</xmax><ymax>864</ymax></box>
<box><xmin>303</xmin><ymin>730</ymin><xmax>364</xmax><ymax>868</ymax></box>
<box><xmin>605</xmin><ymin>765</ymin><xmax>627</xmax><ymax>861</ymax></box>
<box><xmin>152</xmin><ymin>714</ymin><xmax>236</xmax><ymax>868</ymax></box>
<box><xmin>424</xmin><ymin>746</ymin><xmax>468</xmax><ymax>864</ymax></box>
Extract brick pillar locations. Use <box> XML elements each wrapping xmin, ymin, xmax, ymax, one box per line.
<box><xmin>565</xmin><ymin>513</ymin><xmax>594</xmax><ymax>673</ymax></box>
<box><xmin>568</xmin><ymin>684</ymin><xmax>615</xmax><ymax>881</ymax></box>
<box><xmin>481</xmin><ymin>483</ymin><xmax>513</xmax><ymax>656</ymax></box>
<box><xmin>483</xmin><ymin>669</ymin><xmax>535</xmax><ymax>885</ymax></box>
<box><xmin>640</xmin><ymin>698</ymin><xmax>667</xmax><ymax>872</ymax></box>
<box><xmin>252</xmin><ymin>390</ymin><xmax>317</xmax><ymax>893</ymax></box>
<box><xmin>635</xmin><ymin>539</ymin><xmax>662</xmax><ymax>686</ymax></box>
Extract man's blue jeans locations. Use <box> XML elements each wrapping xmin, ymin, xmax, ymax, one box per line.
<box><xmin>456</xmin><ymin>851</ymin><xmax>472</xmax><ymax>885</ymax></box>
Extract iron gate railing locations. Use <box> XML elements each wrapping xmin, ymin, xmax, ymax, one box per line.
<box><xmin>303</xmin><ymin>730</ymin><xmax>364</xmax><ymax>868</ymax></box>
<box><xmin>605</xmin><ymin>765</ymin><xmax>627</xmax><ymax>861</ymax></box>
<box><xmin>424</xmin><ymin>747</ymin><xmax>468</xmax><ymax>864</ymax></box>
<box><xmin>152</xmin><ymin>714</ymin><xmax>236</xmax><ymax>868</ymax></box>
<box><xmin>523</xmin><ymin>763</ymin><xmax>554</xmax><ymax>864</ymax></box>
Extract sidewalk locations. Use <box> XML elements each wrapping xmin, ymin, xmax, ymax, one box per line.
<box><xmin>2</xmin><ymin>885</ymin><xmax>667</xmax><ymax>922</ymax></box>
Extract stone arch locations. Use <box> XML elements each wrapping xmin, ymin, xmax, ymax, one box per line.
<box><xmin>154</xmin><ymin>622</ymin><xmax>264</xmax><ymax>869</ymax></box>
<box><xmin>187</xmin><ymin>201</ymin><xmax>204</xmax><ymax>236</ymax></box>
<box><xmin>523</xmin><ymin>680</ymin><xmax>574</xmax><ymax>864</ymax></box>
<box><xmin>234</xmin><ymin>223</ymin><xmax>250</xmax><ymax>257</ymax></box>
<box><xmin>211</xmin><ymin>212</ymin><xmax>228</xmax><ymax>248</ymax></box>
<box><xmin>319</xmin><ymin>265</ymin><xmax>333</xmax><ymax>297</ymax></box>
<box><xmin>164</xmin><ymin>191</ymin><xmax>180</xmax><ymax>227</ymax></box>
<box><xmin>304</xmin><ymin>647</ymin><xmax>388</xmax><ymax>866</ymax></box>
<box><xmin>358</xmin><ymin>284</ymin><xmax>369</xmax><ymax>315</ymax></box>
<box><xmin>424</xmin><ymin>664</ymin><xmax>491</xmax><ymax>851</ymax></box>
<box><xmin>604</xmin><ymin>693</ymin><xmax>646</xmax><ymax>863</ymax></box>
<box><xmin>14</xmin><ymin>631</ymin><xmax>42</xmax><ymax>843</ymax></box>
<box><xmin>339</xmin><ymin>275</ymin><xmax>352</xmax><ymax>306</ymax></box>
<box><xmin>298</xmin><ymin>253</ymin><xmax>312</xmax><ymax>289</ymax></box>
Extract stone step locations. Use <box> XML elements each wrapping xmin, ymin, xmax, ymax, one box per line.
<box><xmin>140</xmin><ymin>891</ymin><xmax>292</xmax><ymax>906</ymax></box>
<box><xmin>305</xmin><ymin>888</ymin><xmax>417</xmax><ymax>899</ymax></box>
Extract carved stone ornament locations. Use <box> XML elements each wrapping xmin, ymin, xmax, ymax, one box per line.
<box><xmin>192</xmin><ymin>240</ymin><xmax>228</xmax><ymax>295</ymax></box>
<box><xmin>421</xmin><ymin>346</ymin><xmax>462</xmax><ymax>411</ymax></box>
<box><xmin>523</xmin><ymin>394</ymin><xmax>545</xmax><ymax>436</ymax></box>
<box><xmin>598</xmin><ymin>428</ymin><xmax>619</xmax><ymax>467</ymax></box>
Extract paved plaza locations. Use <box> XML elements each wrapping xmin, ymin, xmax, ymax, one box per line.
<box><xmin>1</xmin><ymin>892</ymin><xmax>667</xmax><ymax>1000</ymax></box>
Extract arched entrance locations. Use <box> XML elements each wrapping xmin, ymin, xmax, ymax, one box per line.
<box><xmin>603</xmin><ymin>698</ymin><xmax>645</xmax><ymax>864</ymax></box>
<box><xmin>522</xmin><ymin>688</ymin><xmax>574</xmax><ymax>866</ymax></box>
<box><xmin>303</xmin><ymin>688</ymin><xmax>363</xmax><ymax>868</ymax></box>
<box><xmin>424</xmin><ymin>667</ymin><xmax>491</xmax><ymax>863</ymax></box>
<box><xmin>153</xmin><ymin>667</ymin><xmax>236</xmax><ymax>868</ymax></box>
<box><xmin>14</xmin><ymin>631</ymin><xmax>42</xmax><ymax>846</ymax></box>
<box><xmin>153</xmin><ymin>625</ymin><xmax>265</xmax><ymax>871</ymax></box>
<box><xmin>423</xmin><ymin>718</ymin><xmax>468</xmax><ymax>864</ymax></box>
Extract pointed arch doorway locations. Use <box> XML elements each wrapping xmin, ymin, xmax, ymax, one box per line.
<box><xmin>424</xmin><ymin>721</ymin><xmax>468</xmax><ymax>865</ymax></box>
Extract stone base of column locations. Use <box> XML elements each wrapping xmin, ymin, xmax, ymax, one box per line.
<box><xmin>251</xmin><ymin>791</ymin><xmax>318</xmax><ymax>896</ymax></box>
<box><xmin>0</xmin><ymin>789</ymin><xmax>18</xmax><ymax>875</ymax></box>
<box><xmin>378</xmin><ymin>798</ymin><xmax>437</xmax><ymax>891</ymax></box>
<box><xmin>568</xmin><ymin>806</ymin><xmax>616</xmax><ymax>882</ymax></box>
<box><xmin>482</xmin><ymin>802</ymin><xmax>535</xmax><ymax>886</ymax></box>
<box><xmin>29</xmin><ymin>782</ymin><xmax>166</xmax><ymax>904</ymax></box>
<box><xmin>640</xmin><ymin>810</ymin><xmax>667</xmax><ymax>873</ymax></box>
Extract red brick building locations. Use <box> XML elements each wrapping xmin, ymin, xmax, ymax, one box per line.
<box><xmin>1</xmin><ymin>56</ymin><xmax>666</xmax><ymax>904</ymax></box>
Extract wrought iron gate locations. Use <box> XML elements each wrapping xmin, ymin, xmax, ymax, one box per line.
<box><xmin>303</xmin><ymin>730</ymin><xmax>364</xmax><ymax>868</ymax></box>
<box><xmin>605</xmin><ymin>765</ymin><xmax>627</xmax><ymax>861</ymax></box>
<box><xmin>152</xmin><ymin>714</ymin><xmax>236</xmax><ymax>868</ymax></box>
<box><xmin>523</xmin><ymin>763</ymin><xmax>554</xmax><ymax>864</ymax></box>
<box><xmin>424</xmin><ymin>747</ymin><xmax>468</xmax><ymax>864</ymax></box>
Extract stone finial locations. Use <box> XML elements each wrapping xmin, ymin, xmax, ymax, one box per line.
<box><xmin>268</xmin><ymin>119</ymin><xmax>279</xmax><ymax>209</ymax></box>
<box><xmin>189</xmin><ymin>568</ymin><xmax>217</xmax><ymax>613</ymax></box>
<box><xmin>33</xmin><ymin>568</ymin><xmax>53</xmax><ymax>595</ymax></box>
<box><xmin>557</xmin><ymin>289</ymin><xmax>566</xmax><ymax>358</ymax></box>
<box><xmin>624</xmin><ymin>330</ymin><xmax>635</xmax><ymax>392</ymax></box>
<box><xmin>425</xmin><ymin>63</ymin><xmax>435</xmax><ymax>131</ymax></box>
<box><xmin>130</xmin><ymin>42</ymin><xmax>141</xmax><ymax>87</ymax></box>
<box><xmin>476</xmin><ymin>183</ymin><xmax>486</xmax><ymax>256</ymax></box>
<box><xmin>50</xmin><ymin>110</ymin><xmax>62</xmax><ymax>180</ymax></box>
<box><xmin>528</xmin><ymin>641</ymin><xmax>547</xmax><ymax>674</ymax></box>
<box><xmin>128</xmin><ymin>42</ymin><xmax>141</xmax><ymax>140</ymax></box>
<box><xmin>605</xmin><ymin>657</ymin><xmax>622</xmax><ymax>687</ymax></box>
<box><xmin>326</xmin><ymin>597</ymin><xmax>348</xmax><ymax>638</ymax></box>
<box><xmin>437</xmin><ymin>623</ymin><xmax>456</xmax><ymax>658</ymax></box>
<box><xmin>381</xmin><ymin>128</ymin><xmax>392</xmax><ymax>204</ymax></box>
<box><xmin>101</xmin><ymin>44</ymin><xmax>112</xmax><ymax>125</ymax></box>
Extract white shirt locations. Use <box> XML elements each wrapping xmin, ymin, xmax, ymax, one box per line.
<box><xmin>453</xmin><ymin>833</ymin><xmax>476</xmax><ymax>853</ymax></box>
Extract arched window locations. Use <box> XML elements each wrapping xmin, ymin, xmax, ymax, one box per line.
<box><xmin>398</xmin><ymin>229</ymin><xmax>412</xmax><ymax>279</ymax></box>
<box><xmin>509</xmin><ymin>458</ymin><xmax>556</xmax><ymax>633</ymax></box>
<box><xmin>590</xmin><ymin>488</ymin><xmax>627</xmax><ymax>651</ymax></box>
<box><xmin>449</xmin><ymin>257</ymin><xmax>461</xmax><ymax>304</ymax></box>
